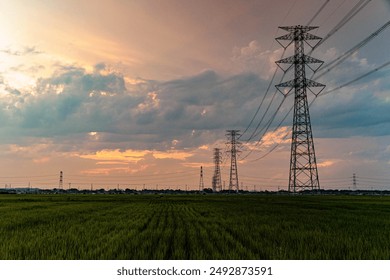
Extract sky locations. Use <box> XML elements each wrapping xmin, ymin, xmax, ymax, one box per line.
<box><xmin>0</xmin><ymin>0</ymin><xmax>390</xmax><ymax>191</ymax></box>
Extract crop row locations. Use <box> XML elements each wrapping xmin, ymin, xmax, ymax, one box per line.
<box><xmin>0</xmin><ymin>194</ymin><xmax>389</xmax><ymax>259</ymax></box>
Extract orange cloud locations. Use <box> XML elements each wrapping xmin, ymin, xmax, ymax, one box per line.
<box><xmin>153</xmin><ymin>150</ymin><xmax>194</xmax><ymax>160</ymax></box>
<box><xmin>78</xmin><ymin>148</ymin><xmax>194</xmax><ymax>163</ymax></box>
<box><xmin>81</xmin><ymin>167</ymin><xmax>129</xmax><ymax>175</ymax></box>
<box><xmin>318</xmin><ymin>160</ymin><xmax>338</xmax><ymax>168</ymax></box>
<box><xmin>79</xmin><ymin>149</ymin><xmax>148</xmax><ymax>163</ymax></box>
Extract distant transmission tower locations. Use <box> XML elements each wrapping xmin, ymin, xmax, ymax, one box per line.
<box><xmin>212</xmin><ymin>148</ymin><xmax>222</xmax><ymax>192</ymax></box>
<box><xmin>199</xmin><ymin>166</ymin><xmax>204</xmax><ymax>191</ymax></box>
<box><xmin>275</xmin><ymin>25</ymin><xmax>325</xmax><ymax>193</ymax></box>
<box><xmin>353</xmin><ymin>173</ymin><xmax>357</xmax><ymax>189</ymax></box>
<box><xmin>59</xmin><ymin>171</ymin><xmax>63</xmax><ymax>189</ymax></box>
<box><xmin>226</xmin><ymin>130</ymin><xmax>241</xmax><ymax>192</ymax></box>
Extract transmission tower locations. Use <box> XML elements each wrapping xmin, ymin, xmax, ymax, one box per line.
<box><xmin>199</xmin><ymin>166</ymin><xmax>204</xmax><ymax>191</ymax></box>
<box><xmin>275</xmin><ymin>25</ymin><xmax>325</xmax><ymax>193</ymax></box>
<box><xmin>59</xmin><ymin>171</ymin><xmax>63</xmax><ymax>189</ymax></box>
<box><xmin>212</xmin><ymin>148</ymin><xmax>222</xmax><ymax>192</ymax></box>
<box><xmin>226</xmin><ymin>130</ymin><xmax>241</xmax><ymax>192</ymax></box>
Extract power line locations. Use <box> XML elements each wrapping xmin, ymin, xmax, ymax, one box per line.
<box><xmin>239</xmin><ymin>96</ymin><xmax>288</xmax><ymax>161</ymax></box>
<box><xmin>251</xmin><ymin>23</ymin><xmax>390</xmax><ymax>162</ymax></box>
<box><xmin>240</xmin><ymin>1</ymin><xmax>350</xmax><ymax>159</ymax></box>
<box><xmin>240</xmin><ymin>0</ymin><xmax>334</xmax><ymax>158</ymax></box>
<box><xmin>315</xmin><ymin>0</ymin><xmax>372</xmax><ymax>49</ymax></box>
<box><xmin>245</xmin><ymin>1</ymin><xmax>380</xmax><ymax>162</ymax></box>
<box><xmin>242</xmin><ymin>85</ymin><xmax>285</xmax><ymax>143</ymax></box>
<box><xmin>0</xmin><ymin>174</ymin><xmax>57</xmax><ymax>179</ymax></box>
<box><xmin>358</xmin><ymin>176</ymin><xmax>390</xmax><ymax>182</ymax></box>
<box><xmin>67</xmin><ymin>169</ymin><xmax>199</xmax><ymax>179</ymax></box>
<box><xmin>0</xmin><ymin>169</ymin><xmax>201</xmax><ymax>189</ymax></box>
<box><xmin>320</xmin><ymin>60</ymin><xmax>390</xmax><ymax>97</ymax></box>
<box><xmin>240</xmin><ymin>56</ymin><xmax>285</xmax><ymax>139</ymax></box>
<box><xmin>314</xmin><ymin>20</ymin><xmax>390</xmax><ymax>80</ymax></box>
<box><xmin>316</xmin><ymin>0</ymin><xmax>347</xmax><ymax>28</ymax></box>
<box><xmin>306</xmin><ymin>0</ymin><xmax>330</xmax><ymax>26</ymax></box>
<box><xmin>240</xmin><ymin>0</ymin><xmax>299</xmax><ymax>139</ymax></box>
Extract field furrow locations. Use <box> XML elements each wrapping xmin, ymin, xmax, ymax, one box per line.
<box><xmin>1</xmin><ymin>194</ymin><xmax>390</xmax><ymax>259</ymax></box>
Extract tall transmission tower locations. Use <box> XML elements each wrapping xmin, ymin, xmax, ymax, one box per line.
<box><xmin>212</xmin><ymin>148</ymin><xmax>222</xmax><ymax>192</ymax></box>
<box><xmin>59</xmin><ymin>171</ymin><xmax>63</xmax><ymax>189</ymax></box>
<box><xmin>275</xmin><ymin>25</ymin><xmax>325</xmax><ymax>193</ymax></box>
<box><xmin>226</xmin><ymin>130</ymin><xmax>241</xmax><ymax>192</ymax></box>
<box><xmin>199</xmin><ymin>166</ymin><xmax>204</xmax><ymax>191</ymax></box>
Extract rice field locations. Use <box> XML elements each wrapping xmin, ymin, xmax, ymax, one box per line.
<box><xmin>0</xmin><ymin>194</ymin><xmax>389</xmax><ymax>259</ymax></box>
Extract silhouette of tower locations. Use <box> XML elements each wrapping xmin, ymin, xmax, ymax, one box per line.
<box><xmin>275</xmin><ymin>25</ymin><xmax>325</xmax><ymax>193</ymax></box>
<box><xmin>199</xmin><ymin>166</ymin><xmax>204</xmax><ymax>191</ymax></box>
<box><xmin>353</xmin><ymin>173</ymin><xmax>357</xmax><ymax>189</ymax></box>
<box><xmin>212</xmin><ymin>148</ymin><xmax>222</xmax><ymax>192</ymax></box>
<box><xmin>59</xmin><ymin>171</ymin><xmax>63</xmax><ymax>189</ymax></box>
<box><xmin>226</xmin><ymin>130</ymin><xmax>241</xmax><ymax>192</ymax></box>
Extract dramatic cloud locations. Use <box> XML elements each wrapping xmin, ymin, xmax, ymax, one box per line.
<box><xmin>1</xmin><ymin>49</ymin><xmax>389</xmax><ymax>155</ymax></box>
<box><xmin>0</xmin><ymin>65</ymin><xmax>281</xmax><ymax>152</ymax></box>
<box><xmin>310</xmin><ymin>54</ymin><xmax>390</xmax><ymax>138</ymax></box>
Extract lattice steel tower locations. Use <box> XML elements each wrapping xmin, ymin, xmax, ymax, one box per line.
<box><xmin>275</xmin><ymin>26</ymin><xmax>325</xmax><ymax>193</ymax></box>
<box><xmin>59</xmin><ymin>171</ymin><xmax>63</xmax><ymax>189</ymax></box>
<box><xmin>199</xmin><ymin>166</ymin><xmax>204</xmax><ymax>191</ymax></box>
<box><xmin>226</xmin><ymin>130</ymin><xmax>240</xmax><ymax>192</ymax></box>
<box><xmin>212</xmin><ymin>148</ymin><xmax>222</xmax><ymax>192</ymax></box>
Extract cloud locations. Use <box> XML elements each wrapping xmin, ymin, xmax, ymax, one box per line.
<box><xmin>77</xmin><ymin>147</ymin><xmax>194</xmax><ymax>176</ymax></box>
<box><xmin>311</xmin><ymin>66</ymin><xmax>390</xmax><ymax>137</ymax></box>
<box><xmin>1</xmin><ymin>50</ymin><xmax>390</xmax><ymax>163</ymax></box>
<box><xmin>153</xmin><ymin>150</ymin><xmax>193</xmax><ymax>160</ymax></box>
<box><xmin>79</xmin><ymin>149</ymin><xmax>149</xmax><ymax>163</ymax></box>
<box><xmin>231</xmin><ymin>40</ymin><xmax>283</xmax><ymax>79</ymax></box>
<box><xmin>0</xmin><ymin>46</ymin><xmax>42</xmax><ymax>56</ymax></box>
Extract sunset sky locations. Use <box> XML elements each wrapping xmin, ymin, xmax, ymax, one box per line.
<box><xmin>0</xmin><ymin>0</ymin><xmax>390</xmax><ymax>190</ymax></box>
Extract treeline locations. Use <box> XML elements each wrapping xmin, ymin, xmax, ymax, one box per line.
<box><xmin>1</xmin><ymin>187</ymin><xmax>390</xmax><ymax>195</ymax></box>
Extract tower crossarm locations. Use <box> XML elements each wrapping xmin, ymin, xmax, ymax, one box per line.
<box><xmin>276</xmin><ymin>54</ymin><xmax>324</xmax><ymax>72</ymax></box>
<box><xmin>276</xmin><ymin>78</ymin><xmax>325</xmax><ymax>96</ymax></box>
<box><xmin>276</xmin><ymin>25</ymin><xmax>322</xmax><ymax>49</ymax></box>
<box><xmin>279</xmin><ymin>25</ymin><xmax>318</xmax><ymax>32</ymax></box>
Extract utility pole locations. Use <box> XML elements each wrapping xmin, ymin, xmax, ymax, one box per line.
<box><xmin>212</xmin><ymin>148</ymin><xmax>222</xmax><ymax>192</ymax></box>
<box><xmin>199</xmin><ymin>166</ymin><xmax>204</xmax><ymax>191</ymax></box>
<box><xmin>226</xmin><ymin>130</ymin><xmax>241</xmax><ymax>193</ymax></box>
<box><xmin>275</xmin><ymin>25</ymin><xmax>325</xmax><ymax>193</ymax></box>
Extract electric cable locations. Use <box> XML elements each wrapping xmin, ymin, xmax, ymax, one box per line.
<box><xmin>315</xmin><ymin>0</ymin><xmax>372</xmax><ymax>50</ymax></box>
<box><xmin>319</xmin><ymin>60</ymin><xmax>390</xmax><ymax>97</ymax></box>
<box><xmin>314</xmin><ymin>20</ymin><xmax>390</xmax><ymax>80</ymax></box>
<box><xmin>240</xmin><ymin>0</ymin><xmax>298</xmax><ymax>139</ymax></box>
<box><xmin>306</xmin><ymin>0</ymin><xmax>330</xmax><ymax>26</ymax></box>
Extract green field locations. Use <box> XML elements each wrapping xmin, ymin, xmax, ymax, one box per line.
<box><xmin>0</xmin><ymin>194</ymin><xmax>389</xmax><ymax>259</ymax></box>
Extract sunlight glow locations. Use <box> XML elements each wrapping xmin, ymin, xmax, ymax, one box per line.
<box><xmin>4</xmin><ymin>72</ymin><xmax>36</xmax><ymax>89</ymax></box>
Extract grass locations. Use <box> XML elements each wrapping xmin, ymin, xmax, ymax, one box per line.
<box><xmin>0</xmin><ymin>194</ymin><xmax>389</xmax><ymax>259</ymax></box>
